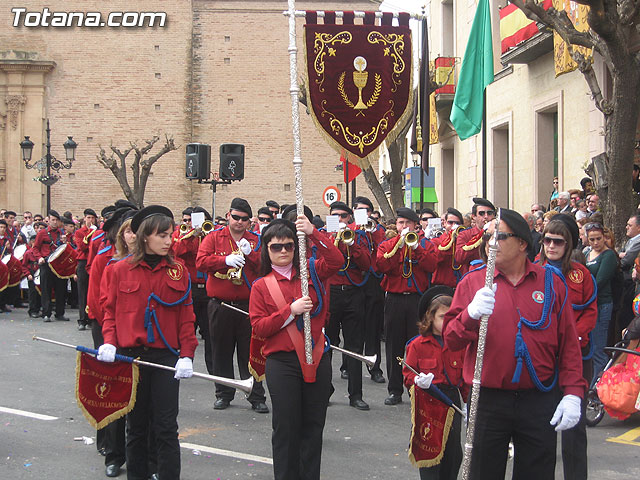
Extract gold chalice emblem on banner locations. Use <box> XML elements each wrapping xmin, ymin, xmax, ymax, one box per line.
<box><xmin>338</xmin><ymin>56</ymin><xmax>381</xmax><ymax>116</ymax></box>
<box><xmin>353</xmin><ymin>56</ymin><xmax>369</xmax><ymax>110</ymax></box>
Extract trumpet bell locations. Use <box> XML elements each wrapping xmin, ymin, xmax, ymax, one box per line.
<box><xmin>405</xmin><ymin>231</ymin><xmax>419</xmax><ymax>247</ymax></box>
<box><xmin>201</xmin><ymin>221</ymin><xmax>214</xmax><ymax>234</ymax></box>
<box><xmin>341</xmin><ymin>229</ymin><xmax>355</xmax><ymax>243</ymax></box>
<box><xmin>179</xmin><ymin>224</ymin><xmax>190</xmax><ymax>234</ymax></box>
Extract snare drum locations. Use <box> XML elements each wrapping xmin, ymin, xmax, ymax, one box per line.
<box><xmin>2</xmin><ymin>254</ymin><xmax>22</xmax><ymax>287</ymax></box>
<box><xmin>48</xmin><ymin>244</ymin><xmax>79</xmax><ymax>279</ymax></box>
<box><xmin>13</xmin><ymin>244</ymin><xmax>27</xmax><ymax>261</ymax></box>
<box><xmin>0</xmin><ymin>259</ymin><xmax>8</xmax><ymax>292</ymax></box>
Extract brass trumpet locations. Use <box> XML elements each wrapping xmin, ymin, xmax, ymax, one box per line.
<box><xmin>330</xmin><ymin>345</ymin><xmax>377</xmax><ymax>367</ymax></box>
<box><xmin>179</xmin><ymin>224</ymin><xmax>190</xmax><ymax>234</ymax></box>
<box><xmin>405</xmin><ymin>231</ymin><xmax>419</xmax><ymax>247</ymax></box>
<box><xmin>201</xmin><ymin>220</ymin><xmax>214</xmax><ymax>234</ymax></box>
<box><xmin>334</xmin><ymin>227</ymin><xmax>355</xmax><ymax>246</ymax></box>
<box><xmin>363</xmin><ymin>219</ymin><xmax>377</xmax><ymax>233</ymax></box>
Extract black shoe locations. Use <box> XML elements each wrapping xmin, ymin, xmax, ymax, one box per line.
<box><xmin>13</xmin><ymin>303</ymin><xmax>26</xmax><ymax>308</ymax></box>
<box><xmin>350</xmin><ymin>398</ymin><xmax>370</xmax><ymax>411</ymax></box>
<box><xmin>29</xmin><ymin>312</ymin><xmax>41</xmax><ymax>318</ymax></box>
<box><xmin>55</xmin><ymin>315</ymin><xmax>70</xmax><ymax>321</ymax></box>
<box><xmin>78</xmin><ymin>324</ymin><xmax>87</xmax><ymax>331</ymax></box>
<box><xmin>213</xmin><ymin>398</ymin><xmax>231</xmax><ymax>410</ymax></box>
<box><xmin>105</xmin><ymin>464</ymin><xmax>121</xmax><ymax>477</ymax></box>
<box><xmin>251</xmin><ymin>401</ymin><xmax>269</xmax><ymax>414</ymax></box>
<box><xmin>340</xmin><ymin>370</ymin><xmax>349</xmax><ymax>380</ymax></box>
<box><xmin>371</xmin><ymin>371</ymin><xmax>386</xmax><ymax>383</ymax></box>
<box><xmin>43</xmin><ymin>316</ymin><xmax>52</xmax><ymax>323</ymax></box>
<box><xmin>97</xmin><ymin>447</ymin><xmax>107</xmax><ymax>456</ymax></box>
<box><xmin>384</xmin><ymin>394</ymin><xmax>402</xmax><ymax>405</ymax></box>
<box><xmin>150</xmin><ymin>474</ymin><xmax>159</xmax><ymax>480</ymax></box>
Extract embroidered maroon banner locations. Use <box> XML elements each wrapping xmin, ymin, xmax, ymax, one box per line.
<box><xmin>75</xmin><ymin>352</ymin><xmax>139</xmax><ymax>429</ymax></box>
<box><xmin>408</xmin><ymin>385</ymin><xmax>454</xmax><ymax>468</ymax></box>
<box><xmin>304</xmin><ymin>22</ymin><xmax>413</xmax><ymax>159</ymax></box>
<box><xmin>249</xmin><ymin>333</ymin><xmax>267</xmax><ymax>382</ymax></box>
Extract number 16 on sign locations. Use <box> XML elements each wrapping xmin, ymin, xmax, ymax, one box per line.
<box><xmin>322</xmin><ymin>186</ymin><xmax>341</xmax><ymax>208</ymax></box>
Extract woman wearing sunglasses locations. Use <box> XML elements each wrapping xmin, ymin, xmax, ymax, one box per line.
<box><xmin>539</xmin><ymin>215</ymin><xmax>597</xmax><ymax>480</ymax></box>
<box><xmin>584</xmin><ymin>222</ymin><xmax>618</xmax><ymax>386</ymax></box>
<box><xmin>249</xmin><ymin>216</ymin><xmax>343</xmax><ymax>480</ymax></box>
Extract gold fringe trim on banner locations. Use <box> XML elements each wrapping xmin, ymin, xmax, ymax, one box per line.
<box><xmin>248</xmin><ymin>361</ymin><xmax>266</xmax><ymax>383</ymax></box>
<box><xmin>75</xmin><ymin>352</ymin><xmax>140</xmax><ymax>430</ymax></box>
<box><xmin>408</xmin><ymin>384</ymin><xmax>455</xmax><ymax>468</ymax></box>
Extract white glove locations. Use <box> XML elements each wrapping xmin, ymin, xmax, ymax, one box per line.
<box><xmin>550</xmin><ymin>394</ymin><xmax>581</xmax><ymax>431</ymax></box>
<box><xmin>396</xmin><ymin>227</ymin><xmax>410</xmax><ymax>249</ymax></box>
<box><xmin>237</xmin><ymin>238</ymin><xmax>252</xmax><ymax>255</ymax></box>
<box><xmin>174</xmin><ymin>357</ymin><xmax>194</xmax><ymax>379</ymax></box>
<box><xmin>225</xmin><ymin>254</ymin><xmax>245</xmax><ymax>268</ymax></box>
<box><xmin>97</xmin><ymin>344</ymin><xmax>116</xmax><ymax>363</ymax></box>
<box><xmin>414</xmin><ymin>372</ymin><xmax>434</xmax><ymax>390</ymax></box>
<box><xmin>467</xmin><ymin>285</ymin><xmax>497</xmax><ymax>320</ymax></box>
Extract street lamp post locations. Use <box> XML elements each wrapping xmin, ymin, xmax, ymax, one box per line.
<box><xmin>20</xmin><ymin>119</ymin><xmax>78</xmax><ymax>214</ymax></box>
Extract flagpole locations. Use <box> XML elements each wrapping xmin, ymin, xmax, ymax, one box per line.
<box><xmin>346</xmin><ymin>159</ymin><xmax>350</xmax><ymax>207</ymax></box>
<box><xmin>482</xmin><ymin>90</ymin><xmax>487</xmax><ymax>198</ymax></box>
<box><xmin>285</xmin><ymin>0</ymin><xmax>313</xmax><ymax>364</ymax></box>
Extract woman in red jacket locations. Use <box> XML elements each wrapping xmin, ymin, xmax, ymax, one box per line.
<box><xmin>538</xmin><ymin>214</ymin><xmax>596</xmax><ymax>480</ymax></box>
<box><xmin>249</xmin><ymin>216</ymin><xmax>343</xmax><ymax>480</ymax></box>
<box><xmin>98</xmin><ymin>206</ymin><xmax>197</xmax><ymax>480</ymax></box>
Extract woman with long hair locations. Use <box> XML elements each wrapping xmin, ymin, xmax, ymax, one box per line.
<box><xmin>98</xmin><ymin>206</ymin><xmax>197</xmax><ymax>480</ymax></box>
<box><xmin>538</xmin><ymin>216</ymin><xmax>597</xmax><ymax>480</ymax></box>
<box><xmin>249</xmin><ymin>216</ymin><xmax>343</xmax><ymax>480</ymax></box>
<box><xmin>584</xmin><ymin>222</ymin><xmax>618</xmax><ymax>386</ymax></box>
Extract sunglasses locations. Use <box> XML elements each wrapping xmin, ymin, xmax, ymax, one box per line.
<box><xmin>258</xmin><ymin>217</ymin><xmax>272</xmax><ymax>223</ymax></box>
<box><xmin>268</xmin><ymin>242</ymin><xmax>295</xmax><ymax>252</ymax></box>
<box><xmin>482</xmin><ymin>232</ymin><xmax>518</xmax><ymax>242</ymax></box>
<box><xmin>182</xmin><ymin>218</ymin><xmax>192</xmax><ymax>222</ymax></box>
<box><xmin>542</xmin><ymin>236</ymin><xmax>567</xmax><ymax>247</ymax></box>
<box><xmin>230</xmin><ymin>213</ymin><xmax>250</xmax><ymax>222</ymax></box>
<box><xmin>333</xmin><ymin>213</ymin><xmax>350</xmax><ymax>219</ymax></box>
<box><xmin>420</xmin><ymin>217</ymin><xmax>433</xmax><ymax>222</ymax></box>
<box><xmin>585</xmin><ymin>222</ymin><xmax>603</xmax><ymax>232</ymax></box>
<box><xmin>24</xmin><ymin>216</ymin><xmax>32</xmax><ymax>219</ymax></box>
<box><xmin>446</xmin><ymin>220</ymin><xmax>459</xmax><ymax>225</ymax></box>
<box><xmin>477</xmin><ymin>210</ymin><xmax>495</xmax><ymax>217</ymax></box>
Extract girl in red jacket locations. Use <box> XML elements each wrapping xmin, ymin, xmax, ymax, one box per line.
<box><xmin>403</xmin><ymin>285</ymin><xmax>466</xmax><ymax>480</ymax></box>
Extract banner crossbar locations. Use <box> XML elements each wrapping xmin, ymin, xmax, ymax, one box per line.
<box><xmin>283</xmin><ymin>10</ymin><xmax>426</xmax><ymax>20</ymax></box>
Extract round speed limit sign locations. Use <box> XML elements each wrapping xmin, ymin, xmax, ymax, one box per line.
<box><xmin>322</xmin><ymin>186</ymin><xmax>341</xmax><ymax>208</ymax></box>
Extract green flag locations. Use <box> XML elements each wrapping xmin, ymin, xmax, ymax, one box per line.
<box><xmin>450</xmin><ymin>0</ymin><xmax>494</xmax><ymax>141</ymax></box>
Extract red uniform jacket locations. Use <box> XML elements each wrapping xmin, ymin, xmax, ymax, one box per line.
<box><xmin>86</xmin><ymin>229</ymin><xmax>106</xmax><ymax>272</ymax></box>
<box><xmin>328</xmin><ymin>229</ymin><xmax>371</xmax><ymax>286</ymax></box>
<box><xmin>32</xmin><ymin>226</ymin><xmax>63</xmax><ymax>260</ymax></box>
<box><xmin>73</xmin><ymin>225</ymin><xmax>94</xmax><ymax>261</ymax></box>
<box><xmin>21</xmin><ymin>248</ymin><xmax>39</xmax><ymax>277</ymax></box>
<box><xmin>86</xmin><ymin>244</ymin><xmax>114</xmax><ymax>324</ymax></box>
<box><xmin>349</xmin><ymin>223</ymin><xmax>386</xmax><ymax>273</ymax></box>
<box><xmin>454</xmin><ymin>227</ymin><xmax>482</xmax><ymax>276</ymax></box>
<box><xmin>443</xmin><ymin>260</ymin><xmax>586</xmax><ymax>397</ymax></box>
<box><xmin>428</xmin><ymin>232</ymin><xmax>461</xmax><ymax>288</ymax></box>
<box><xmin>171</xmin><ymin>230</ymin><xmax>206</xmax><ymax>286</ymax></box>
<box><xmin>102</xmin><ymin>257</ymin><xmax>198</xmax><ymax>358</ymax></box>
<box><xmin>403</xmin><ymin>334</ymin><xmax>469</xmax><ymax>400</ymax></box>
<box><xmin>249</xmin><ymin>228</ymin><xmax>343</xmax><ymax>357</ymax></box>
<box><xmin>195</xmin><ymin>226</ymin><xmax>261</xmax><ymax>301</ymax></box>
<box><xmin>376</xmin><ymin>235</ymin><xmax>437</xmax><ymax>293</ymax></box>
<box><xmin>0</xmin><ymin>235</ymin><xmax>12</xmax><ymax>256</ymax></box>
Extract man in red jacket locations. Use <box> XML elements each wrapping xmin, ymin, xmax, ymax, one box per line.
<box><xmin>74</xmin><ymin>208</ymin><xmax>98</xmax><ymax>330</ymax></box>
<box><xmin>196</xmin><ymin>198</ymin><xmax>268</xmax><ymax>413</ymax></box>
<box><xmin>454</xmin><ymin>197</ymin><xmax>496</xmax><ymax>275</ymax></box>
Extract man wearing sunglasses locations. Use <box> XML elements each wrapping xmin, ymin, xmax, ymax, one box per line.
<box><xmin>351</xmin><ymin>196</ymin><xmax>386</xmax><ymax>384</ymax></box>
<box><xmin>254</xmin><ymin>206</ymin><xmax>274</xmax><ymax>233</ymax></box>
<box><xmin>443</xmin><ymin>208</ymin><xmax>585</xmax><ymax>479</ymax></box>
<box><xmin>430</xmin><ymin>207</ymin><xmax>465</xmax><ymax>288</ymax></box>
<box><xmin>325</xmin><ymin>201</ymin><xmax>372</xmax><ymax>410</ymax></box>
<box><xmin>455</xmin><ymin>197</ymin><xmax>496</xmax><ymax>276</ymax></box>
<box><xmin>196</xmin><ymin>197</ymin><xmax>268</xmax><ymax>413</ymax></box>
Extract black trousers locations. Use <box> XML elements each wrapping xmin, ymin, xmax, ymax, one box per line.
<box><xmin>561</xmin><ymin>356</ymin><xmax>592</xmax><ymax>480</ymax></box>
<box><xmin>418</xmin><ymin>385</ymin><xmax>463</xmax><ymax>480</ymax></box>
<box><xmin>384</xmin><ymin>292</ymin><xmax>420</xmax><ymax>396</ymax></box>
<box><xmin>207</xmin><ymin>298</ymin><xmax>266</xmax><ymax>403</ymax></box>
<box><xmin>327</xmin><ymin>285</ymin><xmax>366</xmax><ymax>400</ymax></box>
<box><xmin>90</xmin><ymin>319</ymin><xmax>126</xmax><ymax>467</ymax></box>
<box><xmin>469</xmin><ymin>386</ymin><xmax>560</xmax><ymax>480</ymax></box>
<box><xmin>266</xmin><ymin>351</ymin><xmax>331</xmax><ymax>480</ymax></box>
<box><xmin>119</xmin><ymin>347</ymin><xmax>180</xmax><ymax>480</ymax></box>
<box><xmin>76</xmin><ymin>260</ymin><xmax>89</xmax><ymax>325</ymax></box>
<box><xmin>40</xmin><ymin>262</ymin><xmax>67</xmax><ymax>318</ymax></box>
<box><xmin>363</xmin><ymin>275</ymin><xmax>384</xmax><ymax>375</ymax></box>
<box><xmin>27</xmin><ymin>279</ymin><xmax>41</xmax><ymax>315</ymax></box>
<box><xmin>192</xmin><ymin>286</ymin><xmax>212</xmax><ymax>374</ymax></box>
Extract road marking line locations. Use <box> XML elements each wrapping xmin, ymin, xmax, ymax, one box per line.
<box><xmin>0</xmin><ymin>406</ymin><xmax>58</xmax><ymax>421</ymax></box>
<box><xmin>180</xmin><ymin>442</ymin><xmax>273</xmax><ymax>465</ymax></box>
<box><xmin>607</xmin><ymin>426</ymin><xmax>640</xmax><ymax>446</ymax></box>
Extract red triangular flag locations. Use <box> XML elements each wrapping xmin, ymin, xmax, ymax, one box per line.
<box><xmin>340</xmin><ymin>150</ymin><xmax>362</xmax><ymax>183</ymax></box>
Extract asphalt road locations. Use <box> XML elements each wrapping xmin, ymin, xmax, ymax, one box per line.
<box><xmin>1</xmin><ymin>307</ymin><xmax>640</xmax><ymax>479</ymax></box>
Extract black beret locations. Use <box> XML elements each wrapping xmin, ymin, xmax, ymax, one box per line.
<box><xmin>131</xmin><ymin>205</ymin><xmax>174</xmax><ymax>234</ymax></box>
<box><xmin>472</xmin><ymin>197</ymin><xmax>496</xmax><ymax>211</ymax></box>
<box><xmin>33</xmin><ymin>221</ymin><xmax>47</xmax><ymax>229</ymax></box>
<box><xmin>60</xmin><ymin>216</ymin><xmax>75</xmax><ymax>226</ymax></box>
<box><xmin>446</xmin><ymin>207</ymin><xmax>464</xmax><ymax>223</ymax></box>
<box><xmin>102</xmin><ymin>207</ymin><xmax>131</xmax><ymax>233</ymax></box>
<box><xmin>283</xmin><ymin>204</ymin><xmax>314</xmax><ymax>223</ymax></box>
<box><xmin>192</xmin><ymin>206</ymin><xmax>212</xmax><ymax>221</ymax></box>
<box><xmin>101</xmin><ymin>205</ymin><xmax>116</xmax><ymax>218</ymax></box>
<box><xmin>48</xmin><ymin>210</ymin><xmax>61</xmax><ymax>220</ymax></box>
<box><xmin>499</xmin><ymin>208</ymin><xmax>533</xmax><ymax>250</ymax></box>
<box><xmin>418</xmin><ymin>285</ymin><xmax>454</xmax><ymax>320</ymax></box>
<box><xmin>114</xmin><ymin>199</ymin><xmax>138</xmax><ymax>210</ymax></box>
<box><xmin>420</xmin><ymin>208</ymin><xmax>438</xmax><ymax>217</ymax></box>
<box><xmin>83</xmin><ymin>208</ymin><xmax>97</xmax><ymax>217</ymax></box>
<box><xmin>353</xmin><ymin>196</ymin><xmax>374</xmax><ymax>211</ymax></box>
<box><xmin>266</xmin><ymin>200</ymin><xmax>280</xmax><ymax>209</ymax></box>
<box><xmin>230</xmin><ymin>197</ymin><xmax>252</xmax><ymax>217</ymax></box>
<box><xmin>182</xmin><ymin>207</ymin><xmax>194</xmax><ymax>216</ymax></box>
<box><xmin>330</xmin><ymin>201</ymin><xmax>353</xmax><ymax>216</ymax></box>
<box><xmin>396</xmin><ymin>207</ymin><xmax>419</xmax><ymax>223</ymax></box>
<box><xmin>550</xmin><ymin>214</ymin><xmax>579</xmax><ymax>249</ymax></box>
<box><xmin>0</xmin><ymin>219</ymin><xmax>7</xmax><ymax>226</ymax></box>
<box><xmin>312</xmin><ymin>215</ymin><xmax>325</xmax><ymax>228</ymax></box>
<box><xmin>257</xmin><ymin>206</ymin><xmax>273</xmax><ymax>217</ymax></box>
<box><xmin>121</xmin><ymin>209</ymin><xmax>138</xmax><ymax>223</ymax></box>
